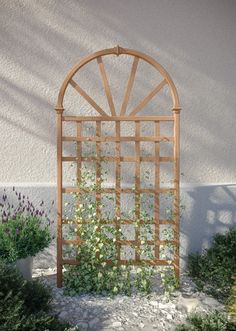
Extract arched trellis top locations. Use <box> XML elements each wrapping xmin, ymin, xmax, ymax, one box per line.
<box><xmin>55</xmin><ymin>46</ymin><xmax>181</xmax><ymax>114</ymax></box>
<box><xmin>55</xmin><ymin>46</ymin><xmax>181</xmax><ymax>287</ymax></box>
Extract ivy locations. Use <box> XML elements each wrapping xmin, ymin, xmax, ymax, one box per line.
<box><xmin>63</xmin><ymin>166</ymin><xmax>179</xmax><ymax>297</ymax></box>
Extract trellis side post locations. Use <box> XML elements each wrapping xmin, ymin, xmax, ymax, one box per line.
<box><xmin>55</xmin><ymin>106</ymin><xmax>64</xmax><ymax>288</ymax></box>
<box><xmin>172</xmin><ymin>107</ymin><xmax>181</xmax><ymax>279</ymax></box>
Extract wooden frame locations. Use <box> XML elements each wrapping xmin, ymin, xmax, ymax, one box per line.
<box><xmin>55</xmin><ymin>46</ymin><xmax>181</xmax><ymax>288</ymax></box>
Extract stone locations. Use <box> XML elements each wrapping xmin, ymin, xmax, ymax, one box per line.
<box><xmin>150</xmin><ymin>300</ymin><xmax>158</xmax><ymax>307</ymax></box>
<box><xmin>202</xmin><ymin>296</ymin><xmax>220</xmax><ymax>307</ymax></box>
<box><xmin>59</xmin><ymin>311</ymin><xmax>68</xmax><ymax>320</ymax></box>
<box><xmin>112</xmin><ymin>321</ymin><xmax>122</xmax><ymax>327</ymax></box>
<box><xmin>82</xmin><ymin>311</ymin><xmax>89</xmax><ymax>319</ymax></box>
<box><xmin>89</xmin><ymin>317</ymin><xmax>100</xmax><ymax>329</ymax></box>
<box><xmin>177</xmin><ymin>297</ymin><xmax>201</xmax><ymax>313</ymax></box>
<box><xmin>32</xmin><ymin>268</ymin><xmax>207</xmax><ymax>331</ymax></box>
<box><xmin>77</xmin><ymin>321</ymin><xmax>89</xmax><ymax>330</ymax></box>
<box><xmin>132</xmin><ymin>312</ymin><xmax>138</xmax><ymax>317</ymax></box>
<box><xmin>166</xmin><ymin>313</ymin><xmax>172</xmax><ymax>320</ymax></box>
<box><xmin>158</xmin><ymin>302</ymin><xmax>168</xmax><ymax>309</ymax></box>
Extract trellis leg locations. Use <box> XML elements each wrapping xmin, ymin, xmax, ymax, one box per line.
<box><xmin>135</xmin><ymin>121</ymin><xmax>141</xmax><ymax>261</ymax></box>
<box><xmin>173</xmin><ymin>108</ymin><xmax>181</xmax><ymax>279</ymax></box>
<box><xmin>96</xmin><ymin>121</ymin><xmax>102</xmax><ymax>220</ymax></box>
<box><xmin>76</xmin><ymin>122</ymin><xmax>82</xmax><ymax>249</ymax></box>
<box><xmin>55</xmin><ymin>107</ymin><xmax>64</xmax><ymax>288</ymax></box>
<box><xmin>154</xmin><ymin>121</ymin><xmax>160</xmax><ymax>261</ymax></box>
<box><xmin>115</xmin><ymin>121</ymin><xmax>121</xmax><ymax>262</ymax></box>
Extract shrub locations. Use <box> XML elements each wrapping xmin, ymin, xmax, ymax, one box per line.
<box><xmin>175</xmin><ymin>310</ymin><xmax>236</xmax><ymax>331</ymax></box>
<box><xmin>227</xmin><ymin>277</ymin><xmax>236</xmax><ymax>324</ymax></box>
<box><xmin>0</xmin><ymin>188</ymin><xmax>53</xmax><ymax>262</ymax></box>
<box><xmin>0</xmin><ymin>215</ymin><xmax>51</xmax><ymax>262</ymax></box>
<box><xmin>0</xmin><ymin>261</ymin><xmax>80</xmax><ymax>331</ymax></box>
<box><xmin>188</xmin><ymin>227</ymin><xmax>236</xmax><ymax>302</ymax></box>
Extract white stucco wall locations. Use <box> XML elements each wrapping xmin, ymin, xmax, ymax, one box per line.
<box><xmin>1</xmin><ymin>0</ymin><xmax>236</xmax><ymax>269</ymax></box>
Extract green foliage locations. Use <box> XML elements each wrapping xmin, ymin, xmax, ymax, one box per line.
<box><xmin>0</xmin><ymin>188</ymin><xmax>53</xmax><ymax>262</ymax></box>
<box><xmin>175</xmin><ymin>310</ymin><xmax>236</xmax><ymax>331</ymax></box>
<box><xmin>63</xmin><ymin>167</ymin><xmax>178</xmax><ymax>297</ymax></box>
<box><xmin>227</xmin><ymin>277</ymin><xmax>236</xmax><ymax>324</ymax></box>
<box><xmin>0</xmin><ymin>215</ymin><xmax>51</xmax><ymax>262</ymax></box>
<box><xmin>160</xmin><ymin>269</ymin><xmax>179</xmax><ymax>300</ymax></box>
<box><xmin>188</xmin><ymin>228</ymin><xmax>236</xmax><ymax>302</ymax></box>
<box><xmin>0</xmin><ymin>261</ymin><xmax>52</xmax><ymax>314</ymax></box>
<box><xmin>0</xmin><ymin>261</ymin><xmax>80</xmax><ymax>331</ymax></box>
<box><xmin>134</xmin><ymin>266</ymin><xmax>154</xmax><ymax>294</ymax></box>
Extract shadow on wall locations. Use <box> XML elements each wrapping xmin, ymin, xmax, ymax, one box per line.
<box><xmin>181</xmin><ymin>184</ymin><xmax>236</xmax><ymax>267</ymax></box>
<box><xmin>1</xmin><ymin>0</ymin><xmax>236</xmax><ymax>184</ymax></box>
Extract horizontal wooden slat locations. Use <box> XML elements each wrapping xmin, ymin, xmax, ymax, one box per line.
<box><xmin>62</xmin><ymin>187</ymin><xmax>175</xmax><ymax>193</ymax></box>
<box><xmin>62</xmin><ymin>239</ymin><xmax>178</xmax><ymax>246</ymax></box>
<box><xmin>159</xmin><ymin>219</ymin><xmax>176</xmax><ymax>225</ymax></box>
<box><xmin>62</xmin><ymin>218</ymin><xmax>175</xmax><ymax>225</ymax></box>
<box><xmin>62</xmin><ymin>136</ymin><xmax>174</xmax><ymax>142</ymax></box>
<box><xmin>62</xmin><ymin>259</ymin><xmax>175</xmax><ymax>266</ymax></box>
<box><xmin>62</xmin><ymin>156</ymin><xmax>174</xmax><ymax>162</ymax></box>
<box><xmin>62</xmin><ymin>219</ymin><xmax>175</xmax><ymax>225</ymax></box>
<box><xmin>62</xmin><ymin>116</ymin><xmax>174</xmax><ymax>122</ymax></box>
<box><xmin>62</xmin><ymin>156</ymin><xmax>78</xmax><ymax>162</ymax></box>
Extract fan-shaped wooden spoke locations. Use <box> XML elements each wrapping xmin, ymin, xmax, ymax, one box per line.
<box><xmin>69</xmin><ymin>79</ymin><xmax>108</xmax><ymax>117</ymax></box>
<box><xmin>129</xmin><ymin>79</ymin><xmax>167</xmax><ymax>116</ymax></box>
<box><xmin>120</xmin><ymin>56</ymin><xmax>139</xmax><ymax>116</ymax></box>
<box><xmin>97</xmin><ymin>56</ymin><xmax>116</xmax><ymax>116</ymax></box>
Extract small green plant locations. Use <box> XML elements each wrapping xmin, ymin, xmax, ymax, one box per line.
<box><xmin>63</xmin><ymin>166</ymin><xmax>179</xmax><ymax>297</ymax></box>
<box><xmin>64</xmin><ymin>169</ymin><xmax>135</xmax><ymax>296</ymax></box>
<box><xmin>160</xmin><ymin>268</ymin><xmax>179</xmax><ymax>300</ymax></box>
<box><xmin>0</xmin><ymin>261</ymin><xmax>80</xmax><ymax>331</ymax></box>
<box><xmin>175</xmin><ymin>310</ymin><xmax>236</xmax><ymax>331</ymax></box>
<box><xmin>188</xmin><ymin>228</ymin><xmax>236</xmax><ymax>302</ymax></box>
<box><xmin>0</xmin><ymin>215</ymin><xmax>51</xmax><ymax>262</ymax></box>
<box><xmin>0</xmin><ymin>188</ymin><xmax>53</xmax><ymax>262</ymax></box>
<box><xmin>227</xmin><ymin>277</ymin><xmax>236</xmax><ymax>324</ymax></box>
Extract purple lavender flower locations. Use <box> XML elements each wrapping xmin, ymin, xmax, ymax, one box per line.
<box><xmin>0</xmin><ymin>187</ymin><xmax>54</xmax><ymax>226</ymax></box>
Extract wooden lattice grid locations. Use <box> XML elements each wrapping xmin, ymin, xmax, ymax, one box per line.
<box><xmin>55</xmin><ymin>46</ymin><xmax>181</xmax><ymax>288</ymax></box>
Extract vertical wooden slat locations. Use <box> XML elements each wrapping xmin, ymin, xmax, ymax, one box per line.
<box><xmin>135</xmin><ymin>121</ymin><xmax>141</xmax><ymax>261</ymax></box>
<box><xmin>115</xmin><ymin>121</ymin><xmax>121</xmax><ymax>261</ymax></box>
<box><xmin>76</xmin><ymin>122</ymin><xmax>82</xmax><ymax>246</ymax></box>
<box><xmin>77</xmin><ymin>122</ymin><xmax>82</xmax><ymax>183</ymax></box>
<box><xmin>154</xmin><ymin>121</ymin><xmax>160</xmax><ymax>260</ymax></box>
<box><xmin>56</xmin><ymin>107</ymin><xmax>64</xmax><ymax>288</ymax></box>
<box><xmin>96</xmin><ymin>121</ymin><xmax>102</xmax><ymax>217</ymax></box>
<box><xmin>173</xmin><ymin>108</ymin><xmax>181</xmax><ymax>279</ymax></box>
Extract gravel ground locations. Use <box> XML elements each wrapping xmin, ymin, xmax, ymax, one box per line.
<box><xmin>33</xmin><ymin>268</ymin><xmax>224</xmax><ymax>331</ymax></box>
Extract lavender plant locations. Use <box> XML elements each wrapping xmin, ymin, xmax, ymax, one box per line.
<box><xmin>0</xmin><ymin>188</ymin><xmax>54</xmax><ymax>262</ymax></box>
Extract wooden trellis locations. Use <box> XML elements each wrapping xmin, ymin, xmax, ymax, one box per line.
<box><xmin>55</xmin><ymin>46</ymin><xmax>181</xmax><ymax>288</ymax></box>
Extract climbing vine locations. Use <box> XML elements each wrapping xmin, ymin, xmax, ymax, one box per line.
<box><xmin>63</xmin><ymin>165</ymin><xmax>178</xmax><ymax>297</ymax></box>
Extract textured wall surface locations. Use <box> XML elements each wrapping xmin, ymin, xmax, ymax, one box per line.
<box><xmin>0</xmin><ymin>0</ymin><xmax>236</xmax><ymax>268</ymax></box>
